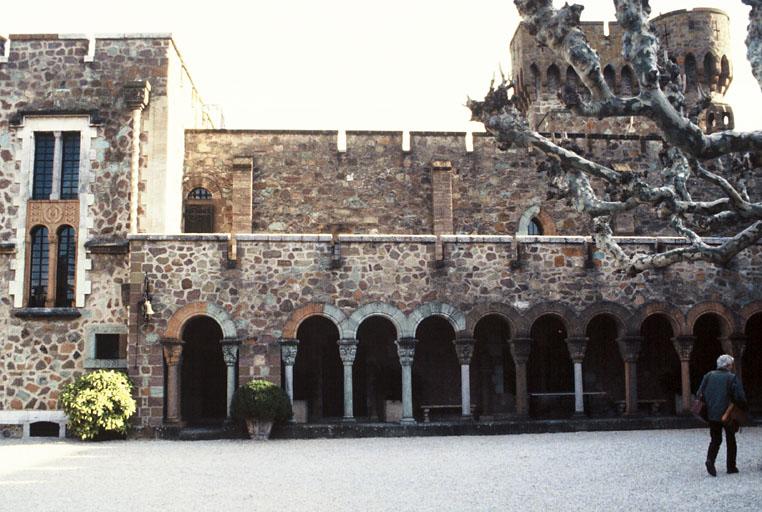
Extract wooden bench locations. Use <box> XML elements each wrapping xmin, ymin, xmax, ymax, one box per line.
<box><xmin>615</xmin><ymin>399</ymin><xmax>667</xmax><ymax>415</ymax></box>
<box><xmin>421</xmin><ymin>404</ymin><xmax>476</xmax><ymax>423</ymax></box>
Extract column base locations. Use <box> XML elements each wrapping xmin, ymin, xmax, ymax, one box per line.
<box><xmin>399</xmin><ymin>417</ymin><xmax>417</xmax><ymax>425</ymax></box>
<box><xmin>163</xmin><ymin>419</ymin><xmax>186</xmax><ymax>428</ymax></box>
<box><xmin>460</xmin><ymin>414</ymin><xmax>473</xmax><ymax>422</ymax></box>
<box><xmin>341</xmin><ymin>417</ymin><xmax>356</xmax><ymax>423</ymax></box>
<box><xmin>572</xmin><ymin>411</ymin><xmax>586</xmax><ymax>418</ymax></box>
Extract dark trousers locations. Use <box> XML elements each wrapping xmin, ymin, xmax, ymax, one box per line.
<box><xmin>707</xmin><ymin>421</ymin><xmax>737</xmax><ymax>468</ymax></box>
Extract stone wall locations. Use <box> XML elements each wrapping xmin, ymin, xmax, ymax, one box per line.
<box><xmin>183</xmin><ymin>130</ymin><xmax>591</xmax><ymax>236</ymax></box>
<box><xmin>126</xmin><ymin>233</ymin><xmax>762</xmax><ymax>429</ymax></box>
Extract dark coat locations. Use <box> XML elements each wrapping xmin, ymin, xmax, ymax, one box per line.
<box><xmin>698</xmin><ymin>369</ymin><xmax>747</xmax><ymax>422</ymax></box>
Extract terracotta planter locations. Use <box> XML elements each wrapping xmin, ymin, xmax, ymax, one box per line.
<box><xmin>245</xmin><ymin>418</ymin><xmax>274</xmax><ymax>440</ymax></box>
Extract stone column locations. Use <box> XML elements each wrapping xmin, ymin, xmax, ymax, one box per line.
<box><xmin>509</xmin><ymin>337</ymin><xmax>532</xmax><ymax>417</ymax></box>
<box><xmin>44</xmin><ymin>232</ymin><xmax>58</xmax><ymax>307</ymax></box>
<box><xmin>278</xmin><ymin>338</ymin><xmax>299</xmax><ymax>405</ymax></box>
<box><xmin>721</xmin><ymin>334</ymin><xmax>747</xmax><ymax>381</ymax></box>
<box><xmin>395</xmin><ymin>337</ymin><xmax>417</xmax><ymax>425</ymax></box>
<box><xmin>161</xmin><ymin>339</ymin><xmax>185</xmax><ymax>425</ymax></box>
<box><xmin>565</xmin><ymin>337</ymin><xmax>589</xmax><ymax>416</ymax></box>
<box><xmin>454</xmin><ymin>337</ymin><xmax>475</xmax><ymax>418</ymax></box>
<box><xmin>220</xmin><ymin>338</ymin><xmax>241</xmax><ymax>419</ymax></box>
<box><xmin>617</xmin><ymin>336</ymin><xmax>643</xmax><ymax>415</ymax></box>
<box><xmin>338</xmin><ymin>338</ymin><xmax>358</xmax><ymax>422</ymax></box>
<box><xmin>50</xmin><ymin>131</ymin><xmax>62</xmax><ymax>200</ymax></box>
<box><xmin>672</xmin><ymin>335</ymin><xmax>696</xmax><ymax>414</ymax></box>
<box><xmin>123</xmin><ymin>81</ymin><xmax>151</xmax><ymax>235</ymax></box>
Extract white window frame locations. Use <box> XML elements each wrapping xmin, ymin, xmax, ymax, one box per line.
<box><xmin>10</xmin><ymin>116</ymin><xmax>96</xmax><ymax>308</ymax></box>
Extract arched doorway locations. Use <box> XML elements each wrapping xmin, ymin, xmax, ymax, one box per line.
<box><xmin>584</xmin><ymin>315</ymin><xmax>624</xmax><ymax>416</ymax></box>
<box><xmin>473</xmin><ymin>315</ymin><xmax>515</xmax><ymax>418</ymax></box>
<box><xmin>354</xmin><ymin>316</ymin><xmax>401</xmax><ymax>421</ymax></box>
<box><xmin>412</xmin><ymin>316</ymin><xmax>459</xmax><ymax>420</ymax></box>
<box><xmin>293</xmin><ymin>316</ymin><xmax>342</xmax><ymax>421</ymax></box>
<box><xmin>690</xmin><ymin>314</ymin><xmax>725</xmax><ymax>391</ymax></box>
<box><xmin>743</xmin><ymin>313</ymin><xmax>762</xmax><ymax>413</ymax></box>
<box><xmin>639</xmin><ymin>315</ymin><xmax>680</xmax><ymax>415</ymax></box>
<box><xmin>528</xmin><ymin>315</ymin><xmax>571</xmax><ymax>417</ymax></box>
<box><xmin>180</xmin><ymin>316</ymin><xmax>227</xmax><ymax>424</ymax></box>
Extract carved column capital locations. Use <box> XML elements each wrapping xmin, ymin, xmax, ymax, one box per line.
<box><xmin>454</xmin><ymin>337</ymin><xmax>475</xmax><ymax>365</ymax></box>
<box><xmin>509</xmin><ymin>337</ymin><xmax>532</xmax><ymax>364</ymax></box>
<box><xmin>161</xmin><ymin>339</ymin><xmax>185</xmax><ymax>366</ymax></box>
<box><xmin>278</xmin><ymin>338</ymin><xmax>299</xmax><ymax>366</ymax></box>
<box><xmin>395</xmin><ymin>337</ymin><xmax>417</xmax><ymax>366</ymax></box>
<box><xmin>616</xmin><ymin>336</ymin><xmax>643</xmax><ymax>363</ymax></box>
<box><xmin>565</xmin><ymin>336</ymin><xmax>589</xmax><ymax>364</ymax></box>
<box><xmin>124</xmin><ymin>80</ymin><xmax>152</xmax><ymax>111</ymax></box>
<box><xmin>671</xmin><ymin>335</ymin><xmax>696</xmax><ymax>362</ymax></box>
<box><xmin>338</xmin><ymin>338</ymin><xmax>358</xmax><ymax>364</ymax></box>
<box><xmin>721</xmin><ymin>334</ymin><xmax>747</xmax><ymax>359</ymax></box>
<box><xmin>220</xmin><ymin>338</ymin><xmax>241</xmax><ymax>366</ymax></box>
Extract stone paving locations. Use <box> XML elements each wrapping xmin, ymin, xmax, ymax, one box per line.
<box><xmin>1</xmin><ymin>428</ymin><xmax>762</xmax><ymax>511</ymax></box>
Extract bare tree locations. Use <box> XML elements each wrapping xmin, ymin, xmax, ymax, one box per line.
<box><xmin>469</xmin><ymin>0</ymin><xmax>762</xmax><ymax>275</ymax></box>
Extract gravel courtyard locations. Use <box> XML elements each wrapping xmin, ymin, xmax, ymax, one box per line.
<box><xmin>2</xmin><ymin>428</ymin><xmax>762</xmax><ymax>511</ymax></box>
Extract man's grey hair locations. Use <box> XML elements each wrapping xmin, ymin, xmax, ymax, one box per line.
<box><xmin>717</xmin><ymin>354</ymin><xmax>734</xmax><ymax>370</ymax></box>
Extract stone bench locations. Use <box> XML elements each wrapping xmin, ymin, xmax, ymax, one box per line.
<box><xmin>421</xmin><ymin>404</ymin><xmax>475</xmax><ymax>423</ymax></box>
<box><xmin>0</xmin><ymin>410</ymin><xmax>67</xmax><ymax>438</ymax></box>
<box><xmin>614</xmin><ymin>399</ymin><xmax>667</xmax><ymax>415</ymax></box>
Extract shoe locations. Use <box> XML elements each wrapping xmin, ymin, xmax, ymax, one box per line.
<box><xmin>727</xmin><ymin>467</ymin><xmax>739</xmax><ymax>474</ymax></box>
<box><xmin>705</xmin><ymin>461</ymin><xmax>717</xmax><ymax>477</ymax></box>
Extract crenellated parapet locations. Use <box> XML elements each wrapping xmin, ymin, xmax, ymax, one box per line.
<box><xmin>510</xmin><ymin>8</ymin><xmax>734</xmax><ymax>135</ymax></box>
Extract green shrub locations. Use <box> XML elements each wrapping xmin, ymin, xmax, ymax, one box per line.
<box><xmin>231</xmin><ymin>379</ymin><xmax>292</xmax><ymax>423</ymax></box>
<box><xmin>60</xmin><ymin>370</ymin><xmax>136</xmax><ymax>441</ymax></box>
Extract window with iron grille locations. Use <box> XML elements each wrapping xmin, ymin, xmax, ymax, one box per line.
<box><xmin>55</xmin><ymin>225</ymin><xmax>76</xmax><ymax>307</ymax></box>
<box><xmin>60</xmin><ymin>132</ymin><xmax>80</xmax><ymax>199</ymax></box>
<box><xmin>188</xmin><ymin>187</ymin><xmax>212</xmax><ymax>200</ymax></box>
<box><xmin>32</xmin><ymin>133</ymin><xmax>55</xmax><ymax>200</ymax></box>
<box><xmin>28</xmin><ymin>226</ymin><xmax>49</xmax><ymax>307</ymax></box>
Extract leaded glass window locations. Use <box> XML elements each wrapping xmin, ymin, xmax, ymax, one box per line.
<box><xmin>32</xmin><ymin>133</ymin><xmax>55</xmax><ymax>199</ymax></box>
<box><xmin>28</xmin><ymin>226</ymin><xmax>49</xmax><ymax>307</ymax></box>
<box><xmin>55</xmin><ymin>225</ymin><xmax>76</xmax><ymax>307</ymax></box>
<box><xmin>60</xmin><ymin>132</ymin><xmax>80</xmax><ymax>199</ymax></box>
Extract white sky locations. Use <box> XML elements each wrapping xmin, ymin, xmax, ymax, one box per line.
<box><xmin>3</xmin><ymin>0</ymin><xmax>761</xmax><ymax>131</ymax></box>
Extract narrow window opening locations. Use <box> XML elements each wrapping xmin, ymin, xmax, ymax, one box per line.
<box><xmin>28</xmin><ymin>226</ymin><xmax>49</xmax><ymax>307</ymax></box>
<box><xmin>528</xmin><ymin>218</ymin><xmax>544</xmax><ymax>236</ymax></box>
<box><xmin>95</xmin><ymin>333</ymin><xmax>121</xmax><ymax>360</ymax></box>
<box><xmin>60</xmin><ymin>132</ymin><xmax>80</xmax><ymax>199</ymax></box>
<box><xmin>32</xmin><ymin>133</ymin><xmax>55</xmax><ymax>200</ymax></box>
<box><xmin>55</xmin><ymin>225</ymin><xmax>76</xmax><ymax>307</ymax></box>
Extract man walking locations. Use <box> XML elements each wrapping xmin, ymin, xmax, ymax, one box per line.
<box><xmin>697</xmin><ymin>354</ymin><xmax>747</xmax><ymax>476</ymax></box>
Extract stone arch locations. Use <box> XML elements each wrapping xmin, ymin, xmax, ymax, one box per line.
<box><xmin>579</xmin><ymin>302</ymin><xmax>633</xmax><ymax>337</ymax></box>
<box><xmin>407</xmin><ymin>302</ymin><xmax>466</xmax><ymax>339</ymax></box>
<box><xmin>632</xmin><ymin>302</ymin><xmax>686</xmax><ymax>336</ymax></box>
<box><xmin>703</xmin><ymin>52</ymin><xmax>718</xmax><ymax>90</ymax></box>
<box><xmin>686</xmin><ymin>302</ymin><xmax>738</xmax><ymax>337</ymax></box>
<box><xmin>282</xmin><ymin>303</ymin><xmax>348</xmax><ymax>339</ymax></box>
<box><xmin>465</xmin><ymin>302</ymin><xmax>525</xmax><ymax>337</ymax></box>
<box><xmin>182</xmin><ymin>176</ymin><xmax>223</xmax><ymax>199</ymax></box>
<box><xmin>342</xmin><ymin>302</ymin><xmax>409</xmax><ymax>340</ymax></box>
<box><xmin>741</xmin><ymin>302</ymin><xmax>762</xmax><ymax>331</ymax></box>
<box><xmin>165</xmin><ymin>302</ymin><xmax>237</xmax><ymax>340</ymax></box>
<box><xmin>524</xmin><ymin>302</ymin><xmax>579</xmax><ymax>337</ymax></box>
<box><xmin>516</xmin><ymin>205</ymin><xmax>557</xmax><ymax>236</ymax></box>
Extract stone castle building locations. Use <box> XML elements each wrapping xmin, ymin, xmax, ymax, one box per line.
<box><xmin>1</xmin><ymin>8</ymin><xmax>761</xmax><ymax>438</ymax></box>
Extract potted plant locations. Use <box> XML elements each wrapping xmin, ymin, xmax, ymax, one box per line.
<box><xmin>231</xmin><ymin>379</ymin><xmax>292</xmax><ymax>440</ymax></box>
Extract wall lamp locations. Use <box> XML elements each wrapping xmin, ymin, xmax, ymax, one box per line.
<box><xmin>138</xmin><ymin>275</ymin><xmax>155</xmax><ymax>322</ymax></box>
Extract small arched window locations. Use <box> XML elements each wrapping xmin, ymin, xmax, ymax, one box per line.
<box><xmin>603</xmin><ymin>65</ymin><xmax>616</xmax><ymax>93</ymax></box>
<box><xmin>684</xmin><ymin>53</ymin><xmax>697</xmax><ymax>92</ymax></box>
<box><xmin>704</xmin><ymin>53</ymin><xmax>717</xmax><ymax>90</ymax></box>
<box><xmin>188</xmin><ymin>187</ymin><xmax>213</xmax><ymax>200</ymax></box>
<box><xmin>28</xmin><ymin>226</ymin><xmax>49</xmax><ymax>307</ymax></box>
<box><xmin>55</xmin><ymin>225</ymin><xmax>76</xmax><ymax>307</ymax></box>
<box><xmin>527</xmin><ymin>218</ymin><xmax>544</xmax><ymax>236</ymax></box>
<box><xmin>184</xmin><ymin>187</ymin><xmax>215</xmax><ymax>233</ymax></box>
<box><xmin>547</xmin><ymin>64</ymin><xmax>561</xmax><ymax>94</ymax></box>
<box><xmin>621</xmin><ymin>66</ymin><xmax>638</xmax><ymax>96</ymax></box>
<box><xmin>530</xmin><ymin>64</ymin><xmax>541</xmax><ymax>100</ymax></box>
